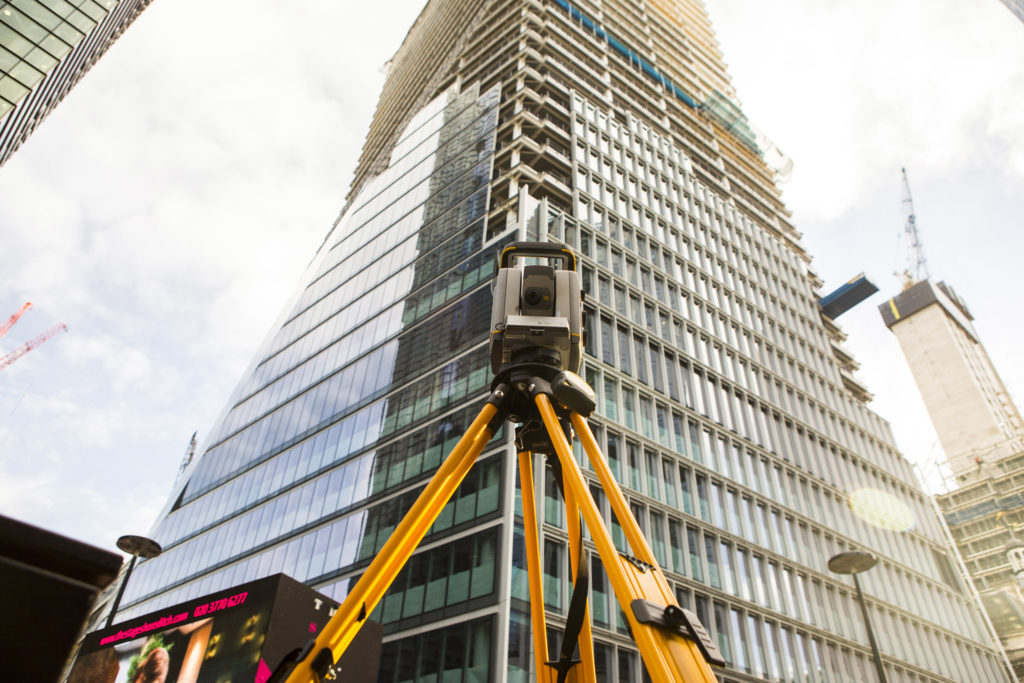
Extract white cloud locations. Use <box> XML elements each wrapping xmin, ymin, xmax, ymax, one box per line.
<box><xmin>0</xmin><ymin>0</ymin><xmax>425</xmax><ymax>548</ymax></box>
<box><xmin>0</xmin><ymin>464</ymin><xmax>60</xmax><ymax>514</ymax></box>
<box><xmin>709</xmin><ymin>0</ymin><xmax>1024</xmax><ymax>222</ymax></box>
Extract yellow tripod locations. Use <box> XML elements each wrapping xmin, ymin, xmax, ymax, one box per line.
<box><xmin>273</xmin><ymin>352</ymin><xmax>725</xmax><ymax>682</ymax></box>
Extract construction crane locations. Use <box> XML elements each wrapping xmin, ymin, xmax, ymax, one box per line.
<box><xmin>0</xmin><ymin>302</ymin><xmax>68</xmax><ymax>370</ymax></box>
<box><xmin>179</xmin><ymin>431</ymin><xmax>198</xmax><ymax>475</ymax></box>
<box><xmin>899</xmin><ymin>167</ymin><xmax>930</xmax><ymax>290</ymax></box>
<box><xmin>0</xmin><ymin>322</ymin><xmax>68</xmax><ymax>370</ymax></box>
<box><xmin>0</xmin><ymin>302</ymin><xmax>31</xmax><ymax>340</ymax></box>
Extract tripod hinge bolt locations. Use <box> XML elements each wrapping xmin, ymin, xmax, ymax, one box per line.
<box><xmin>487</xmin><ymin>382</ymin><xmax>512</xmax><ymax>409</ymax></box>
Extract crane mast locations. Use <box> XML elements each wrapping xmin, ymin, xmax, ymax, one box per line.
<box><xmin>900</xmin><ymin>167</ymin><xmax>930</xmax><ymax>290</ymax></box>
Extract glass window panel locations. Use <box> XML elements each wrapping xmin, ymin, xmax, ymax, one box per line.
<box><xmin>705</xmin><ymin>535</ymin><xmax>721</xmax><ymax>589</ymax></box>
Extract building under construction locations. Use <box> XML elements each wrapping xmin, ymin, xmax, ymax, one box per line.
<box><xmin>880</xmin><ymin>170</ymin><xmax>1024</xmax><ymax>676</ymax></box>
<box><xmin>882</xmin><ymin>278</ymin><xmax>1024</xmax><ymax>677</ymax></box>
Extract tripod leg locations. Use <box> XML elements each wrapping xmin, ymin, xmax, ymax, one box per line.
<box><xmin>283</xmin><ymin>401</ymin><xmax>500</xmax><ymax>683</ymax></box>
<box><xmin>569</xmin><ymin>413</ymin><xmax>656</xmax><ymax>566</ymax></box>
<box><xmin>534</xmin><ymin>394</ymin><xmax>719</xmax><ymax>683</ymax></box>
<box><xmin>517</xmin><ymin>450</ymin><xmax>553</xmax><ymax>682</ymax></box>
<box><xmin>562</xmin><ymin>470</ymin><xmax>597</xmax><ymax>683</ymax></box>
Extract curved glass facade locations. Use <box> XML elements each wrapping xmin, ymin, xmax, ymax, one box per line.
<box><xmin>119</xmin><ymin>87</ymin><xmax>511</xmax><ymax>683</ymax></box>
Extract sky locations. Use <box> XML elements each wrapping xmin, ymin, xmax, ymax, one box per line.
<box><xmin>0</xmin><ymin>0</ymin><xmax>1021</xmax><ymax>555</ymax></box>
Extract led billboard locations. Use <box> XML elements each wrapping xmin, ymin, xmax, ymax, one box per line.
<box><xmin>69</xmin><ymin>574</ymin><xmax>341</xmax><ymax>683</ymax></box>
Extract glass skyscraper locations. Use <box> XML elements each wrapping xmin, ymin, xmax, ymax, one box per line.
<box><xmin>115</xmin><ymin>1</ymin><xmax>1009</xmax><ymax>680</ymax></box>
<box><xmin>996</xmin><ymin>0</ymin><xmax>1024</xmax><ymax>24</ymax></box>
<box><xmin>0</xmin><ymin>0</ymin><xmax>153</xmax><ymax>166</ymax></box>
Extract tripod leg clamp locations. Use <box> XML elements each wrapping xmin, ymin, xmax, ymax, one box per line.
<box><xmin>266</xmin><ymin>638</ymin><xmax>317</xmax><ymax>683</ymax></box>
<box><xmin>630</xmin><ymin>599</ymin><xmax>727</xmax><ymax>667</ymax></box>
<box><xmin>311</xmin><ymin>647</ymin><xmax>339</xmax><ymax>680</ymax></box>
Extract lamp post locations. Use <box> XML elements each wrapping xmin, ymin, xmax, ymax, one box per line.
<box><xmin>828</xmin><ymin>550</ymin><xmax>888</xmax><ymax>683</ymax></box>
<box><xmin>104</xmin><ymin>534</ymin><xmax>162</xmax><ymax>628</ymax></box>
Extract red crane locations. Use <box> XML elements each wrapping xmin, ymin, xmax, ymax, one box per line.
<box><xmin>0</xmin><ymin>301</ymin><xmax>31</xmax><ymax>340</ymax></box>
<box><xmin>0</xmin><ymin>303</ymin><xmax>68</xmax><ymax>370</ymax></box>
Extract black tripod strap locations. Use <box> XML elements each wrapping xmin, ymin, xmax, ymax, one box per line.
<box><xmin>557</xmin><ymin>541</ymin><xmax>589</xmax><ymax>683</ymax></box>
<box><xmin>546</xmin><ymin>453</ymin><xmax>590</xmax><ymax>683</ymax></box>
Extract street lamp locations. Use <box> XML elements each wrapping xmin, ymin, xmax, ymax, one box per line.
<box><xmin>104</xmin><ymin>534</ymin><xmax>162</xmax><ymax>628</ymax></box>
<box><xmin>828</xmin><ymin>550</ymin><xmax>888</xmax><ymax>683</ymax></box>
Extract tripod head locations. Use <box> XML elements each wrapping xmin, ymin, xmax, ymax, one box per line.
<box><xmin>489</xmin><ymin>241</ymin><xmax>583</xmax><ymax>375</ymax></box>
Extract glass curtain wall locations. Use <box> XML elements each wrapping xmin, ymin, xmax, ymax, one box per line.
<box><xmin>1</xmin><ymin>0</ymin><xmax>154</xmax><ymax>165</ymax></box>
<box><xmin>118</xmin><ymin>83</ymin><xmax>514</xmax><ymax>680</ymax></box>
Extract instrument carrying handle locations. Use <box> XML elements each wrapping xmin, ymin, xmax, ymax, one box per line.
<box><xmin>498</xmin><ymin>242</ymin><xmax>577</xmax><ymax>271</ymax></box>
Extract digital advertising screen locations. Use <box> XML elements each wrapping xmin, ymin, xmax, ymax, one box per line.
<box><xmin>69</xmin><ymin>574</ymin><xmax>339</xmax><ymax>683</ymax></box>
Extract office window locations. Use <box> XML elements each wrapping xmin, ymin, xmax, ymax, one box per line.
<box><xmin>730</xmin><ymin>608</ymin><xmax>751</xmax><ymax>674</ymax></box>
<box><xmin>687</xmin><ymin>527</ymin><xmax>704</xmax><ymax>582</ymax></box>
<box><xmin>713</xmin><ymin>601</ymin><xmax>732</xmax><ymax>665</ymax></box>
<box><xmin>601</xmin><ymin>317</ymin><xmax>615</xmax><ymax>365</ymax></box>
<box><xmin>661</xmin><ymin>457</ymin><xmax>678</xmax><ymax>508</ymax></box>
<box><xmin>705</xmin><ymin>535</ymin><xmax>721</xmax><ymax>589</ymax></box>
<box><xmin>644</xmin><ymin>449</ymin><xmax>661</xmax><ymax>501</ymax></box>
<box><xmin>625</xmin><ymin>440</ymin><xmax>643</xmax><ymax>491</ymax></box>
<box><xmin>603</xmin><ymin>376</ymin><xmax>619</xmax><ymax>422</ymax></box>
<box><xmin>378</xmin><ymin>616</ymin><xmax>492</xmax><ymax>683</ymax></box>
<box><xmin>720</xmin><ymin>541</ymin><xmax>736</xmax><ymax>595</ymax></box>
<box><xmin>617</xmin><ymin>649</ymin><xmax>636</xmax><ymax>683</ymax></box>
<box><xmin>622</xmin><ymin>387</ymin><xmax>637</xmax><ymax>432</ymax></box>
<box><xmin>649</xmin><ymin>510</ymin><xmax>667</xmax><ymax>566</ymax></box>
<box><xmin>618</xmin><ymin>326</ymin><xmax>632</xmax><ymax>375</ymax></box>
<box><xmin>762</xmin><ymin>621</ymin><xmax>783</xmax><ymax>681</ymax></box>
<box><xmin>748</xmin><ymin>614</ymin><xmax>768</xmax><ymax>679</ymax></box>
<box><xmin>590</xmin><ymin>555</ymin><xmax>610</xmax><ymax>627</ymax></box>
<box><xmin>679</xmin><ymin>465</ymin><xmax>694</xmax><ymax>516</ymax></box>
<box><xmin>695</xmin><ymin>473</ymin><xmax>711</xmax><ymax>521</ymax></box>
<box><xmin>544</xmin><ymin>538</ymin><xmax>564</xmax><ymax>611</ymax></box>
<box><xmin>668</xmin><ymin>517</ymin><xmax>686</xmax><ymax>575</ymax></box>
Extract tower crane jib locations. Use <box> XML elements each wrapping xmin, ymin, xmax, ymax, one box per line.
<box><xmin>901</xmin><ymin>167</ymin><xmax>931</xmax><ymax>289</ymax></box>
